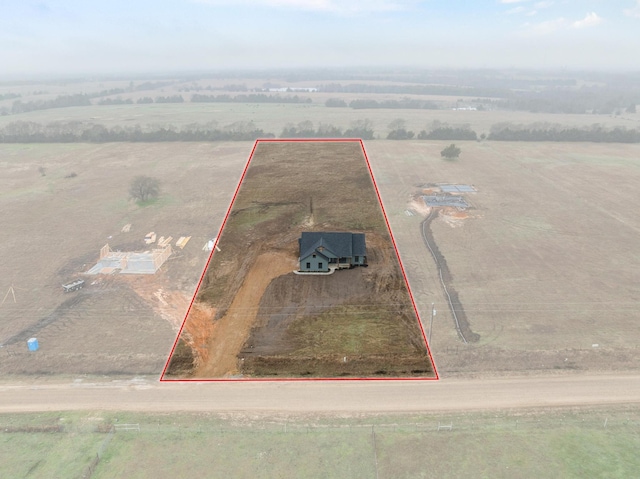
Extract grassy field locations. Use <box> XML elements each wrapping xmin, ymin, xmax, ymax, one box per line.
<box><xmin>1</xmin><ymin>408</ymin><xmax>638</xmax><ymax>479</ymax></box>
<box><xmin>1</xmin><ymin>74</ymin><xmax>639</xmax><ymax>380</ymax></box>
<box><xmin>366</xmin><ymin>140</ymin><xmax>640</xmax><ymax>375</ymax></box>
<box><xmin>0</xmin><ymin>142</ymin><xmax>249</xmax><ymax>375</ymax></box>
<box><xmin>2</xmin><ymin>139</ymin><xmax>639</xmax><ymax>378</ymax></box>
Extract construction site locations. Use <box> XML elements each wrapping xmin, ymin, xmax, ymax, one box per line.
<box><xmin>165</xmin><ymin>140</ymin><xmax>436</xmax><ymax>380</ymax></box>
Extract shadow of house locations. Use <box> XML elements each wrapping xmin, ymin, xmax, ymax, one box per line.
<box><xmin>298</xmin><ymin>232</ymin><xmax>366</xmax><ymax>273</ymax></box>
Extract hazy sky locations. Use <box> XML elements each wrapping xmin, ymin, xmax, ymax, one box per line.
<box><xmin>2</xmin><ymin>0</ymin><xmax>640</xmax><ymax>77</ymax></box>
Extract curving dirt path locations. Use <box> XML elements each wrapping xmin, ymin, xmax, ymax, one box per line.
<box><xmin>194</xmin><ymin>252</ymin><xmax>296</xmax><ymax>378</ymax></box>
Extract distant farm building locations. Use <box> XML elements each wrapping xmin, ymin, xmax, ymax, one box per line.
<box><xmin>86</xmin><ymin>244</ymin><xmax>171</xmax><ymax>275</ymax></box>
<box><xmin>298</xmin><ymin>232</ymin><xmax>366</xmax><ymax>273</ymax></box>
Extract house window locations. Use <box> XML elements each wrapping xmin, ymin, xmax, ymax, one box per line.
<box><xmin>312</xmin><ymin>254</ymin><xmax>316</xmax><ymax>258</ymax></box>
<box><xmin>318</xmin><ymin>262</ymin><xmax>323</xmax><ymax>270</ymax></box>
<box><xmin>306</xmin><ymin>262</ymin><xmax>311</xmax><ymax>269</ymax></box>
<box><xmin>354</xmin><ymin>256</ymin><xmax>359</xmax><ymax>262</ymax></box>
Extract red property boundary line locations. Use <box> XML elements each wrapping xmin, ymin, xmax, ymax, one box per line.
<box><xmin>160</xmin><ymin>138</ymin><xmax>439</xmax><ymax>382</ymax></box>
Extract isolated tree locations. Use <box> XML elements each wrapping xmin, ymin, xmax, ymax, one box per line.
<box><xmin>129</xmin><ymin>175</ymin><xmax>160</xmax><ymax>203</ymax></box>
<box><xmin>441</xmin><ymin>144</ymin><xmax>461</xmax><ymax>160</ymax></box>
<box><xmin>387</xmin><ymin>118</ymin><xmax>414</xmax><ymax>140</ymax></box>
<box><xmin>388</xmin><ymin>118</ymin><xmax>406</xmax><ymax>131</ymax></box>
<box><xmin>38</xmin><ymin>166</ymin><xmax>46</xmax><ymax>177</ymax></box>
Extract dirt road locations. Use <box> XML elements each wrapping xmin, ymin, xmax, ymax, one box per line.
<box><xmin>1</xmin><ymin>373</ymin><xmax>638</xmax><ymax>413</ymax></box>
<box><xmin>194</xmin><ymin>252</ymin><xmax>296</xmax><ymax>378</ymax></box>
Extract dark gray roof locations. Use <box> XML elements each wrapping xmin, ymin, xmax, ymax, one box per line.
<box><xmin>299</xmin><ymin>232</ymin><xmax>366</xmax><ymax>259</ymax></box>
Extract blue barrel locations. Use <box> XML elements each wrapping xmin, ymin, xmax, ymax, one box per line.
<box><xmin>27</xmin><ymin>338</ymin><xmax>39</xmax><ymax>352</ymax></box>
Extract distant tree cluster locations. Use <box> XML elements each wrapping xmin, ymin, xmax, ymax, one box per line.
<box><xmin>98</xmin><ymin>97</ymin><xmax>133</xmax><ymax>105</ymax></box>
<box><xmin>0</xmin><ymin>120</ymin><xmax>274</xmax><ymax>142</ymax></box>
<box><xmin>95</xmin><ymin>88</ymin><xmax>126</xmax><ymax>97</ymax></box>
<box><xmin>191</xmin><ymin>93</ymin><xmax>311</xmax><ymax>104</ymax></box>
<box><xmin>132</xmin><ymin>81</ymin><xmax>176</xmax><ymax>91</ymax></box>
<box><xmin>325</xmin><ymin>98</ymin><xmax>348</xmax><ymax>107</ymax></box>
<box><xmin>417</xmin><ymin>121</ymin><xmax>478</xmax><ymax>140</ymax></box>
<box><xmin>488</xmin><ymin>123</ymin><xmax>640</xmax><ymax>143</ymax></box>
<box><xmin>386</xmin><ymin>119</ymin><xmax>414</xmax><ymax>140</ymax></box>
<box><xmin>280</xmin><ymin>120</ymin><xmax>374</xmax><ymax>139</ymax></box>
<box><xmin>418</xmin><ymin>127</ymin><xmax>477</xmax><ymax>140</ymax></box>
<box><xmin>155</xmin><ymin>95</ymin><xmax>184</xmax><ymax>103</ymax></box>
<box><xmin>0</xmin><ymin>93</ymin><xmax>20</xmax><ymax>101</ymax></box>
<box><xmin>10</xmin><ymin>94</ymin><xmax>91</xmax><ymax>114</ymax></box>
<box><xmin>386</xmin><ymin>119</ymin><xmax>480</xmax><ymax>141</ymax></box>
<box><xmin>494</xmin><ymin>88</ymin><xmax>640</xmax><ymax>115</ymax></box>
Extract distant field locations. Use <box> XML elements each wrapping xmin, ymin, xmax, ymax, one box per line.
<box><xmin>1</xmin><ymin>408</ymin><xmax>638</xmax><ymax>479</ymax></box>
<box><xmin>1</xmin><ymin>74</ymin><xmax>639</xmax><ymax>379</ymax></box>
<box><xmin>366</xmin><ymin>140</ymin><xmax>640</xmax><ymax>375</ymax></box>
<box><xmin>1</xmin><ymin>139</ymin><xmax>639</xmax><ymax>378</ymax></box>
<box><xmin>1</xmin><ymin>101</ymin><xmax>638</xmax><ymax>139</ymax></box>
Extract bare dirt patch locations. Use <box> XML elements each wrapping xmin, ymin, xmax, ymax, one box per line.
<box><xmin>194</xmin><ymin>252</ymin><xmax>296</xmax><ymax>378</ymax></box>
<box><xmin>166</xmin><ymin>141</ymin><xmax>434</xmax><ymax>379</ymax></box>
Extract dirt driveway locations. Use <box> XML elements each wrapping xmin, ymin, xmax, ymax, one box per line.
<box><xmin>194</xmin><ymin>252</ymin><xmax>296</xmax><ymax>378</ymax></box>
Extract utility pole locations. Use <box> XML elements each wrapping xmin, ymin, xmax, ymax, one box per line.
<box><xmin>428</xmin><ymin>303</ymin><xmax>436</xmax><ymax>344</ymax></box>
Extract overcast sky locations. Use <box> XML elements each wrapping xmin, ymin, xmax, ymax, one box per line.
<box><xmin>2</xmin><ymin>0</ymin><xmax>640</xmax><ymax>77</ymax></box>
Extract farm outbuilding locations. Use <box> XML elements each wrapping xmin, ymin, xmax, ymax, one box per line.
<box><xmin>298</xmin><ymin>232</ymin><xmax>366</xmax><ymax>273</ymax></box>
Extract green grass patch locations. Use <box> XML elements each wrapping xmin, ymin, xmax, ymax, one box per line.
<box><xmin>95</xmin><ymin>427</ymin><xmax>375</xmax><ymax>479</ymax></box>
<box><xmin>287</xmin><ymin>305</ymin><xmax>415</xmax><ymax>356</ymax></box>
<box><xmin>0</xmin><ymin>412</ymin><xmax>110</xmax><ymax>479</ymax></box>
<box><xmin>1</xmin><ymin>409</ymin><xmax>638</xmax><ymax>479</ymax></box>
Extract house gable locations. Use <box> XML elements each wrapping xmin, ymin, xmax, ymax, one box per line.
<box><xmin>299</xmin><ymin>232</ymin><xmax>367</xmax><ymax>272</ymax></box>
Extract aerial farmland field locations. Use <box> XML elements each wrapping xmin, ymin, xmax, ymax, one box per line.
<box><xmin>165</xmin><ymin>140</ymin><xmax>435</xmax><ymax>379</ymax></box>
<box><xmin>366</xmin><ymin>140</ymin><xmax>640</xmax><ymax>375</ymax></box>
<box><xmin>0</xmin><ymin>142</ymin><xmax>249</xmax><ymax>375</ymax></box>
<box><xmin>1</xmin><ymin>138</ymin><xmax>638</xmax><ymax>378</ymax></box>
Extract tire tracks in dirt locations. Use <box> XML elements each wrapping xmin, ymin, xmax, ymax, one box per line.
<box><xmin>0</xmin><ymin>293</ymin><xmax>89</xmax><ymax>347</ymax></box>
<box><xmin>421</xmin><ymin>211</ymin><xmax>479</xmax><ymax>343</ymax></box>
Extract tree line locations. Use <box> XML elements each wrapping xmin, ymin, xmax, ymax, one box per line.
<box><xmin>479</xmin><ymin>88</ymin><xmax>639</xmax><ymax>115</ymax></box>
<box><xmin>0</xmin><ymin>93</ymin><xmax>20</xmax><ymax>101</ymax></box>
<box><xmin>1</xmin><ymin>119</ymin><xmax>638</xmax><ymax>143</ymax></box>
<box><xmin>8</xmin><ymin>94</ymin><xmax>92</xmax><ymax>115</ymax></box>
<box><xmin>386</xmin><ymin>120</ymin><xmax>478</xmax><ymax>141</ymax></box>
<box><xmin>488</xmin><ymin>123</ymin><xmax>640</xmax><ymax>142</ymax></box>
<box><xmin>0</xmin><ymin>121</ymin><xmax>273</xmax><ymax>142</ymax></box>
<box><xmin>280</xmin><ymin>120</ymin><xmax>374</xmax><ymax>139</ymax></box>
